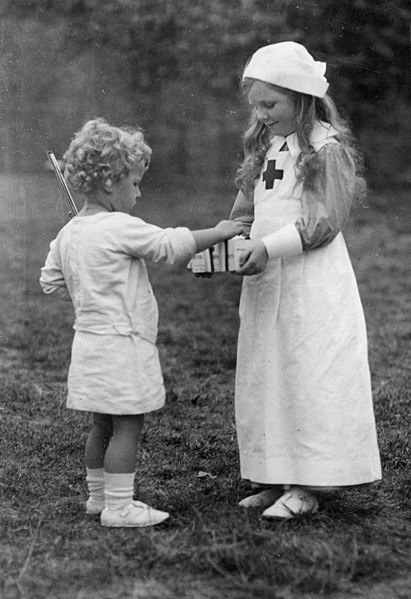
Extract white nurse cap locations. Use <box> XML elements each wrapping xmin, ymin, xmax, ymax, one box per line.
<box><xmin>243</xmin><ymin>41</ymin><xmax>329</xmax><ymax>98</ymax></box>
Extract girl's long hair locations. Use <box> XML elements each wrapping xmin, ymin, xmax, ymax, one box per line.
<box><xmin>235</xmin><ymin>79</ymin><xmax>366</xmax><ymax>203</ymax></box>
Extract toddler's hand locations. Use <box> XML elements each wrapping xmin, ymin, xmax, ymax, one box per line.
<box><xmin>236</xmin><ymin>223</ymin><xmax>251</xmax><ymax>238</ymax></box>
<box><xmin>233</xmin><ymin>216</ymin><xmax>252</xmax><ymax>238</ymax></box>
<box><xmin>214</xmin><ymin>220</ymin><xmax>244</xmax><ymax>240</ymax></box>
<box><xmin>236</xmin><ymin>240</ymin><xmax>268</xmax><ymax>276</ymax></box>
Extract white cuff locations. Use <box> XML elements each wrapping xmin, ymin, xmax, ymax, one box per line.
<box><xmin>262</xmin><ymin>224</ymin><xmax>303</xmax><ymax>259</ymax></box>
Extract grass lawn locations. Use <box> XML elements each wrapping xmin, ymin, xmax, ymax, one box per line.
<box><xmin>0</xmin><ymin>173</ymin><xmax>410</xmax><ymax>599</ymax></box>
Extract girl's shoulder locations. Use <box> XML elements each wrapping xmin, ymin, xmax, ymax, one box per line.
<box><xmin>284</xmin><ymin>121</ymin><xmax>338</xmax><ymax>158</ymax></box>
<box><xmin>310</xmin><ymin>121</ymin><xmax>339</xmax><ymax>151</ymax></box>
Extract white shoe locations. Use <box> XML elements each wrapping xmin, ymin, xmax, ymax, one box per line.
<box><xmin>86</xmin><ymin>497</ymin><xmax>105</xmax><ymax>515</ymax></box>
<box><xmin>239</xmin><ymin>488</ymin><xmax>282</xmax><ymax>509</ymax></box>
<box><xmin>100</xmin><ymin>500</ymin><xmax>169</xmax><ymax>528</ymax></box>
<box><xmin>262</xmin><ymin>489</ymin><xmax>319</xmax><ymax>520</ymax></box>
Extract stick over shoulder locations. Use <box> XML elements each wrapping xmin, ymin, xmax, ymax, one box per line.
<box><xmin>46</xmin><ymin>151</ymin><xmax>78</xmax><ymax>217</ymax></box>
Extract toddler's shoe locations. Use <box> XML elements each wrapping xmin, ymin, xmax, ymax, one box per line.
<box><xmin>86</xmin><ymin>497</ymin><xmax>105</xmax><ymax>516</ymax></box>
<box><xmin>262</xmin><ymin>488</ymin><xmax>319</xmax><ymax>520</ymax></box>
<box><xmin>100</xmin><ymin>500</ymin><xmax>169</xmax><ymax>528</ymax></box>
<box><xmin>239</xmin><ymin>488</ymin><xmax>282</xmax><ymax>509</ymax></box>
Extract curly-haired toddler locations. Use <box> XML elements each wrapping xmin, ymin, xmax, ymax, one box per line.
<box><xmin>40</xmin><ymin>118</ymin><xmax>243</xmax><ymax>528</ymax></box>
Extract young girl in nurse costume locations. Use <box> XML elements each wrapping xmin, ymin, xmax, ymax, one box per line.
<box><xmin>40</xmin><ymin>118</ymin><xmax>243</xmax><ymax>528</ymax></box>
<box><xmin>231</xmin><ymin>42</ymin><xmax>381</xmax><ymax>519</ymax></box>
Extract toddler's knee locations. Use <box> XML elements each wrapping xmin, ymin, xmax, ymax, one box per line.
<box><xmin>93</xmin><ymin>413</ymin><xmax>113</xmax><ymax>435</ymax></box>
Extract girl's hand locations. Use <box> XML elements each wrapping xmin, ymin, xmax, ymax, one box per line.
<box><xmin>237</xmin><ymin>240</ymin><xmax>268</xmax><ymax>276</ymax></box>
<box><xmin>214</xmin><ymin>220</ymin><xmax>245</xmax><ymax>240</ymax></box>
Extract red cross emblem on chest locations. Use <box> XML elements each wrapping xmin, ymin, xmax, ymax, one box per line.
<box><xmin>262</xmin><ymin>142</ymin><xmax>288</xmax><ymax>190</ymax></box>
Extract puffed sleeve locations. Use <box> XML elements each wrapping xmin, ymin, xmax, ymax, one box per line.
<box><xmin>40</xmin><ymin>240</ymin><xmax>71</xmax><ymax>300</ymax></box>
<box><xmin>229</xmin><ymin>189</ymin><xmax>254</xmax><ymax>226</ymax></box>
<box><xmin>262</xmin><ymin>143</ymin><xmax>355</xmax><ymax>258</ymax></box>
<box><xmin>295</xmin><ymin>143</ymin><xmax>355</xmax><ymax>250</ymax></box>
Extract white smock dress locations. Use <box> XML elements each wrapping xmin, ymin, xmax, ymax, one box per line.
<box><xmin>40</xmin><ymin>212</ymin><xmax>196</xmax><ymax>415</ymax></box>
<box><xmin>231</xmin><ymin>121</ymin><xmax>381</xmax><ymax>488</ymax></box>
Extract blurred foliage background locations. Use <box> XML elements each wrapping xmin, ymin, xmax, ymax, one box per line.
<box><xmin>0</xmin><ymin>0</ymin><xmax>410</xmax><ymax>186</ymax></box>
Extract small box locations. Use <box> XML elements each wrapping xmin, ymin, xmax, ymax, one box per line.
<box><xmin>189</xmin><ymin>236</ymin><xmax>251</xmax><ymax>273</ymax></box>
<box><xmin>210</xmin><ymin>241</ymin><xmax>229</xmax><ymax>272</ymax></box>
<box><xmin>190</xmin><ymin>249</ymin><xmax>213</xmax><ymax>273</ymax></box>
<box><xmin>228</xmin><ymin>236</ymin><xmax>251</xmax><ymax>271</ymax></box>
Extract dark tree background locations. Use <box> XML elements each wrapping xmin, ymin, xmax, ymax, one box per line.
<box><xmin>0</xmin><ymin>0</ymin><xmax>410</xmax><ymax>185</ymax></box>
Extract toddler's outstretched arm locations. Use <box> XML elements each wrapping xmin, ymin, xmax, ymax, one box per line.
<box><xmin>191</xmin><ymin>220</ymin><xmax>244</xmax><ymax>253</ymax></box>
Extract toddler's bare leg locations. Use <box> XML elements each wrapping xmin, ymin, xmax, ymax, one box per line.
<box><xmin>104</xmin><ymin>414</ymin><xmax>145</xmax><ymax>473</ymax></box>
<box><xmin>84</xmin><ymin>413</ymin><xmax>113</xmax><ymax>513</ymax></box>
<box><xmin>85</xmin><ymin>413</ymin><xmax>113</xmax><ymax>469</ymax></box>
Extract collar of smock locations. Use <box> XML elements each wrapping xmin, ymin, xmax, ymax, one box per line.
<box><xmin>270</xmin><ymin>121</ymin><xmax>339</xmax><ymax>157</ymax></box>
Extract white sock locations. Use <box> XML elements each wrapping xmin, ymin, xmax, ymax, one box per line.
<box><xmin>104</xmin><ymin>471</ymin><xmax>135</xmax><ymax>510</ymax></box>
<box><xmin>86</xmin><ymin>468</ymin><xmax>105</xmax><ymax>503</ymax></box>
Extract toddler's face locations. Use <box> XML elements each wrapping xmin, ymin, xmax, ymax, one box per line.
<box><xmin>109</xmin><ymin>163</ymin><xmax>146</xmax><ymax>214</ymax></box>
<box><xmin>247</xmin><ymin>80</ymin><xmax>297</xmax><ymax>138</ymax></box>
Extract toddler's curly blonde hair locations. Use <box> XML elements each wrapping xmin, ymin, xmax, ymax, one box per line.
<box><xmin>63</xmin><ymin>118</ymin><xmax>152</xmax><ymax>194</ymax></box>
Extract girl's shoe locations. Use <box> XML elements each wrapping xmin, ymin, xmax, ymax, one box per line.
<box><xmin>262</xmin><ymin>488</ymin><xmax>319</xmax><ymax>520</ymax></box>
<box><xmin>86</xmin><ymin>497</ymin><xmax>105</xmax><ymax>515</ymax></box>
<box><xmin>239</xmin><ymin>488</ymin><xmax>282</xmax><ymax>509</ymax></box>
<box><xmin>100</xmin><ymin>500</ymin><xmax>169</xmax><ymax>528</ymax></box>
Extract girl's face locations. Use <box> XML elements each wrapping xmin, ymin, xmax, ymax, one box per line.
<box><xmin>247</xmin><ymin>80</ymin><xmax>297</xmax><ymax>137</ymax></box>
<box><xmin>109</xmin><ymin>163</ymin><xmax>146</xmax><ymax>214</ymax></box>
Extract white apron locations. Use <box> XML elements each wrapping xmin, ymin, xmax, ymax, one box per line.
<box><xmin>235</xmin><ymin>133</ymin><xmax>381</xmax><ymax>487</ymax></box>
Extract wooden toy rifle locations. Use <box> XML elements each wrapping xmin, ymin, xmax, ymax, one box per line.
<box><xmin>46</xmin><ymin>151</ymin><xmax>78</xmax><ymax>217</ymax></box>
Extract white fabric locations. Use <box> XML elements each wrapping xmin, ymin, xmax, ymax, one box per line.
<box><xmin>67</xmin><ymin>331</ymin><xmax>165</xmax><ymax>414</ymax></box>
<box><xmin>262</xmin><ymin>223</ymin><xmax>303</xmax><ymax>258</ymax></box>
<box><xmin>104</xmin><ymin>472</ymin><xmax>134</xmax><ymax>510</ymax></box>
<box><xmin>235</xmin><ymin>127</ymin><xmax>381</xmax><ymax>487</ymax></box>
<box><xmin>40</xmin><ymin>212</ymin><xmax>196</xmax><ymax>414</ymax></box>
<box><xmin>40</xmin><ymin>212</ymin><xmax>196</xmax><ymax>343</ymax></box>
<box><xmin>243</xmin><ymin>41</ymin><xmax>329</xmax><ymax>98</ymax></box>
<box><xmin>86</xmin><ymin>468</ymin><xmax>105</xmax><ymax>503</ymax></box>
